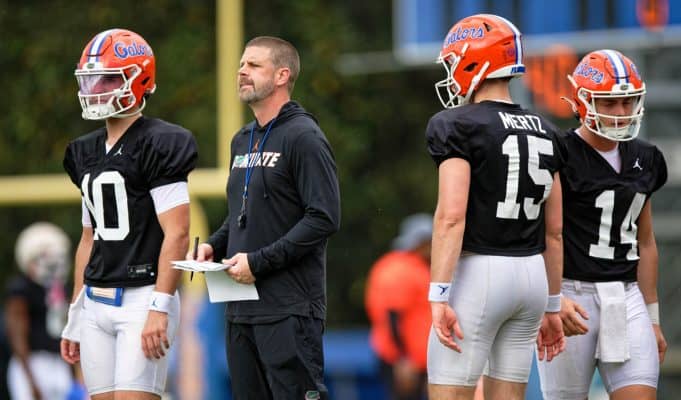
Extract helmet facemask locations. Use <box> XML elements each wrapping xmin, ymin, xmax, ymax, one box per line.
<box><xmin>435</xmin><ymin>43</ymin><xmax>491</xmax><ymax>109</ymax></box>
<box><xmin>570</xmin><ymin>75</ymin><xmax>645</xmax><ymax>141</ymax></box>
<box><xmin>76</xmin><ymin>64</ymin><xmax>147</xmax><ymax>120</ymax></box>
<box><xmin>435</xmin><ymin>44</ymin><xmax>467</xmax><ymax>109</ymax></box>
<box><xmin>32</xmin><ymin>250</ymin><xmax>69</xmax><ymax>287</ymax></box>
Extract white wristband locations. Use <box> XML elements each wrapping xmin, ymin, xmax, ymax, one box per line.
<box><xmin>429</xmin><ymin>282</ymin><xmax>451</xmax><ymax>302</ymax></box>
<box><xmin>646</xmin><ymin>302</ymin><xmax>660</xmax><ymax>325</ymax></box>
<box><xmin>546</xmin><ymin>293</ymin><xmax>562</xmax><ymax>312</ymax></box>
<box><xmin>61</xmin><ymin>288</ymin><xmax>85</xmax><ymax>342</ymax></box>
<box><xmin>149</xmin><ymin>291</ymin><xmax>174</xmax><ymax>314</ymax></box>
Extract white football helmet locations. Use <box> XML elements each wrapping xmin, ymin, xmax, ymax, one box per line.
<box><xmin>15</xmin><ymin>222</ymin><xmax>71</xmax><ymax>287</ymax></box>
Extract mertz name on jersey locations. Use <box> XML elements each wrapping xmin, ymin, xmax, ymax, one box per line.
<box><xmin>498</xmin><ymin>111</ymin><xmax>547</xmax><ymax>134</ymax></box>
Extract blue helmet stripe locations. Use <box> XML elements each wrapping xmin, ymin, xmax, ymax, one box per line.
<box><xmin>490</xmin><ymin>14</ymin><xmax>523</xmax><ymax>65</ymax></box>
<box><xmin>601</xmin><ymin>49</ymin><xmax>628</xmax><ymax>84</ymax></box>
<box><xmin>87</xmin><ymin>29</ymin><xmax>116</xmax><ymax>63</ymax></box>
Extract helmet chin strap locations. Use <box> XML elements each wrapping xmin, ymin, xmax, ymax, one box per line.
<box><xmin>114</xmin><ymin>96</ymin><xmax>146</xmax><ymax>118</ymax></box>
<box><xmin>115</xmin><ymin>82</ymin><xmax>155</xmax><ymax>118</ymax></box>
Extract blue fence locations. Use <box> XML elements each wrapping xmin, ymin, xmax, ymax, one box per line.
<box><xmin>395</xmin><ymin>0</ymin><xmax>681</xmax><ymax>51</ymax></box>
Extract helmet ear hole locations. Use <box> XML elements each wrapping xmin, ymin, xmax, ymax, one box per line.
<box><xmin>464</xmin><ymin>62</ymin><xmax>478</xmax><ymax>72</ymax></box>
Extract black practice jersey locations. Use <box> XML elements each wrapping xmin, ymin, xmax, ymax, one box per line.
<box><xmin>5</xmin><ymin>275</ymin><xmax>65</xmax><ymax>353</ymax></box>
<box><xmin>556</xmin><ymin>130</ymin><xmax>667</xmax><ymax>282</ymax></box>
<box><xmin>63</xmin><ymin>116</ymin><xmax>197</xmax><ymax>287</ymax></box>
<box><xmin>426</xmin><ymin>101</ymin><xmax>562</xmax><ymax>256</ymax></box>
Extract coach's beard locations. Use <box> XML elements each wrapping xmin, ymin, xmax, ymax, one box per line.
<box><xmin>239</xmin><ymin>79</ymin><xmax>275</xmax><ymax>104</ymax></box>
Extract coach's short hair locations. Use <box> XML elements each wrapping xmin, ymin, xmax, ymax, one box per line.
<box><xmin>246</xmin><ymin>36</ymin><xmax>300</xmax><ymax>94</ymax></box>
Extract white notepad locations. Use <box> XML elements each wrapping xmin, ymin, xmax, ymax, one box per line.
<box><xmin>171</xmin><ymin>260</ymin><xmax>259</xmax><ymax>302</ymax></box>
<box><xmin>171</xmin><ymin>260</ymin><xmax>230</xmax><ymax>272</ymax></box>
<box><xmin>204</xmin><ymin>271</ymin><xmax>259</xmax><ymax>302</ymax></box>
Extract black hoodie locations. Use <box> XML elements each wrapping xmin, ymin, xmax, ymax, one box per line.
<box><xmin>207</xmin><ymin>101</ymin><xmax>341</xmax><ymax>323</ymax></box>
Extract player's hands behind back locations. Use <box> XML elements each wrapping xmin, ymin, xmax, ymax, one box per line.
<box><xmin>536</xmin><ymin>312</ymin><xmax>566</xmax><ymax>362</ymax></box>
<box><xmin>431</xmin><ymin>302</ymin><xmax>464</xmax><ymax>352</ymax></box>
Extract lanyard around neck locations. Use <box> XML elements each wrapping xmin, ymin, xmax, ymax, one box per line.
<box><xmin>243</xmin><ymin>118</ymin><xmax>277</xmax><ymax>202</ymax></box>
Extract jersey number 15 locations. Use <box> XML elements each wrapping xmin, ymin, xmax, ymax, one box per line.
<box><xmin>496</xmin><ymin>135</ymin><xmax>554</xmax><ymax>221</ymax></box>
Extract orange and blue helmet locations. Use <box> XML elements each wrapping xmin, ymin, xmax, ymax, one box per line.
<box><xmin>566</xmin><ymin>50</ymin><xmax>645</xmax><ymax>141</ymax></box>
<box><xmin>75</xmin><ymin>29</ymin><xmax>156</xmax><ymax>120</ymax></box>
<box><xmin>435</xmin><ymin>14</ymin><xmax>525</xmax><ymax>108</ymax></box>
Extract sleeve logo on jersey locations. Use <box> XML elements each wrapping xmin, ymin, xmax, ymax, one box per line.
<box><xmin>232</xmin><ymin>152</ymin><xmax>281</xmax><ymax>169</ymax></box>
<box><xmin>444</xmin><ymin>26</ymin><xmax>484</xmax><ymax>46</ymax></box>
<box><xmin>574</xmin><ymin>62</ymin><xmax>604</xmax><ymax>83</ymax></box>
<box><xmin>498</xmin><ymin>112</ymin><xmax>547</xmax><ymax>133</ymax></box>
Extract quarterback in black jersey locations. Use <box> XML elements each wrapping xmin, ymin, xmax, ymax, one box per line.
<box><xmin>60</xmin><ymin>29</ymin><xmax>197</xmax><ymax>399</ymax></box>
<box><xmin>536</xmin><ymin>51</ymin><xmax>667</xmax><ymax>400</ymax></box>
<box><xmin>425</xmin><ymin>14</ymin><xmax>564</xmax><ymax>400</ymax></box>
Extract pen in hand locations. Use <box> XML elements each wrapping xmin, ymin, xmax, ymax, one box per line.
<box><xmin>191</xmin><ymin>236</ymin><xmax>199</xmax><ymax>281</ymax></box>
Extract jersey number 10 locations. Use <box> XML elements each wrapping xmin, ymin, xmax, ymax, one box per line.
<box><xmin>81</xmin><ymin>171</ymin><xmax>130</xmax><ymax>241</ymax></box>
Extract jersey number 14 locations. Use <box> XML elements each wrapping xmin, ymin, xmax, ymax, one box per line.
<box><xmin>590</xmin><ymin>190</ymin><xmax>646</xmax><ymax>260</ymax></box>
